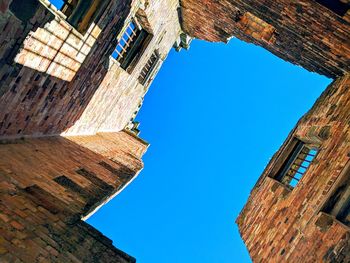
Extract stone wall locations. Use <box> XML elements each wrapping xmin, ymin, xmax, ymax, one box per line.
<box><xmin>236</xmin><ymin>75</ymin><xmax>350</xmax><ymax>262</ymax></box>
<box><xmin>180</xmin><ymin>0</ymin><xmax>350</xmax><ymax>78</ymax></box>
<box><xmin>63</xmin><ymin>0</ymin><xmax>182</xmax><ymax>136</ymax></box>
<box><xmin>0</xmin><ymin>0</ymin><xmax>181</xmax><ymax>138</ymax></box>
<box><xmin>0</xmin><ymin>131</ymin><xmax>148</xmax><ymax>262</ymax></box>
<box><xmin>0</xmin><ymin>0</ymin><xmax>179</xmax><ymax>261</ymax></box>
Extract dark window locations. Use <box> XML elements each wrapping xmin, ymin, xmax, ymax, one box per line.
<box><xmin>275</xmin><ymin>140</ymin><xmax>318</xmax><ymax>188</ymax></box>
<box><xmin>138</xmin><ymin>51</ymin><xmax>160</xmax><ymax>86</ymax></box>
<box><xmin>323</xmin><ymin>166</ymin><xmax>350</xmax><ymax>226</ymax></box>
<box><xmin>315</xmin><ymin>0</ymin><xmax>349</xmax><ymax>16</ymax></box>
<box><xmin>112</xmin><ymin>21</ymin><xmax>152</xmax><ymax>72</ymax></box>
<box><xmin>49</xmin><ymin>0</ymin><xmax>106</xmax><ymax>33</ymax></box>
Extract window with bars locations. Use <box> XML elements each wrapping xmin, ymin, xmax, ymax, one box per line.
<box><xmin>322</xmin><ymin>165</ymin><xmax>350</xmax><ymax>227</ymax></box>
<box><xmin>112</xmin><ymin>21</ymin><xmax>152</xmax><ymax>72</ymax></box>
<box><xmin>138</xmin><ymin>51</ymin><xmax>160</xmax><ymax>86</ymax></box>
<box><xmin>48</xmin><ymin>0</ymin><xmax>106</xmax><ymax>33</ymax></box>
<box><xmin>315</xmin><ymin>0</ymin><xmax>349</xmax><ymax>16</ymax></box>
<box><xmin>275</xmin><ymin>140</ymin><xmax>318</xmax><ymax>188</ymax></box>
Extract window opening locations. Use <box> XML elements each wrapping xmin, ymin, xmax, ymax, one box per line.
<box><xmin>275</xmin><ymin>140</ymin><xmax>318</xmax><ymax>188</ymax></box>
<box><xmin>138</xmin><ymin>51</ymin><xmax>160</xmax><ymax>85</ymax></box>
<box><xmin>48</xmin><ymin>0</ymin><xmax>105</xmax><ymax>33</ymax></box>
<box><xmin>112</xmin><ymin>20</ymin><xmax>152</xmax><ymax>72</ymax></box>
<box><xmin>323</xmin><ymin>166</ymin><xmax>350</xmax><ymax>226</ymax></box>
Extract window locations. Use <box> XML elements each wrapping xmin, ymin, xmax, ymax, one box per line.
<box><xmin>275</xmin><ymin>140</ymin><xmax>318</xmax><ymax>188</ymax></box>
<box><xmin>315</xmin><ymin>0</ymin><xmax>349</xmax><ymax>16</ymax></box>
<box><xmin>138</xmin><ymin>51</ymin><xmax>160</xmax><ymax>86</ymax></box>
<box><xmin>323</xmin><ymin>165</ymin><xmax>350</xmax><ymax>227</ymax></box>
<box><xmin>112</xmin><ymin>21</ymin><xmax>152</xmax><ymax>72</ymax></box>
<box><xmin>50</xmin><ymin>0</ymin><xmax>106</xmax><ymax>33</ymax></box>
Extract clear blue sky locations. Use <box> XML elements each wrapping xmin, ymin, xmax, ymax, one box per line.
<box><xmin>88</xmin><ymin>39</ymin><xmax>331</xmax><ymax>262</ymax></box>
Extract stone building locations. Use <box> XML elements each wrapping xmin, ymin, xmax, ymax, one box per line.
<box><xmin>0</xmin><ymin>0</ymin><xmax>349</xmax><ymax>262</ymax></box>
<box><xmin>236</xmin><ymin>76</ymin><xmax>350</xmax><ymax>262</ymax></box>
<box><xmin>0</xmin><ymin>0</ymin><xmax>185</xmax><ymax>261</ymax></box>
<box><xmin>179</xmin><ymin>0</ymin><xmax>350</xmax><ymax>262</ymax></box>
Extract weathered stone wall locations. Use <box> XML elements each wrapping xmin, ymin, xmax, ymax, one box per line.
<box><xmin>0</xmin><ymin>0</ymin><xmax>181</xmax><ymax>138</ymax></box>
<box><xmin>63</xmin><ymin>0</ymin><xmax>182</xmax><ymax>136</ymax></box>
<box><xmin>236</xmin><ymin>75</ymin><xmax>350</xmax><ymax>262</ymax></box>
<box><xmin>180</xmin><ymin>0</ymin><xmax>350</xmax><ymax>78</ymax></box>
<box><xmin>0</xmin><ymin>131</ymin><xmax>148</xmax><ymax>262</ymax></box>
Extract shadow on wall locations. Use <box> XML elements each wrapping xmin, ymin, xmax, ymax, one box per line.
<box><xmin>0</xmin><ymin>133</ymin><xmax>145</xmax><ymax>218</ymax></box>
<box><xmin>0</xmin><ymin>0</ymin><xmax>132</xmax><ymax>138</ymax></box>
<box><xmin>0</xmin><ymin>132</ymin><xmax>146</xmax><ymax>262</ymax></box>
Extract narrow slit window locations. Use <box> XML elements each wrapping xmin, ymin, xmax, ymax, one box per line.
<box><xmin>315</xmin><ymin>0</ymin><xmax>349</xmax><ymax>16</ymax></box>
<box><xmin>323</xmin><ymin>166</ymin><xmax>350</xmax><ymax>227</ymax></box>
<box><xmin>112</xmin><ymin>21</ymin><xmax>152</xmax><ymax>72</ymax></box>
<box><xmin>138</xmin><ymin>51</ymin><xmax>160</xmax><ymax>86</ymax></box>
<box><xmin>275</xmin><ymin>140</ymin><xmax>318</xmax><ymax>188</ymax></box>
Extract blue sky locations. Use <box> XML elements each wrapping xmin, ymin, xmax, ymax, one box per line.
<box><xmin>88</xmin><ymin>39</ymin><xmax>331</xmax><ymax>262</ymax></box>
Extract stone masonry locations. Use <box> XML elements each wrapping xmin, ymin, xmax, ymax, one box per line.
<box><xmin>236</xmin><ymin>75</ymin><xmax>350</xmax><ymax>262</ymax></box>
<box><xmin>0</xmin><ymin>131</ymin><xmax>148</xmax><ymax>262</ymax></box>
<box><xmin>0</xmin><ymin>0</ymin><xmax>181</xmax><ymax>138</ymax></box>
<box><xmin>0</xmin><ymin>0</ymin><xmax>182</xmax><ymax>261</ymax></box>
<box><xmin>179</xmin><ymin>0</ymin><xmax>350</xmax><ymax>262</ymax></box>
<box><xmin>180</xmin><ymin>0</ymin><xmax>350</xmax><ymax>78</ymax></box>
<box><xmin>1</xmin><ymin>0</ymin><xmax>350</xmax><ymax>262</ymax></box>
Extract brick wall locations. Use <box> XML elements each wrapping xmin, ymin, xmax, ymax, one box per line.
<box><xmin>0</xmin><ymin>131</ymin><xmax>147</xmax><ymax>262</ymax></box>
<box><xmin>236</xmin><ymin>75</ymin><xmax>350</xmax><ymax>262</ymax></box>
<box><xmin>180</xmin><ymin>0</ymin><xmax>350</xmax><ymax>78</ymax></box>
<box><xmin>0</xmin><ymin>0</ymin><xmax>181</xmax><ymax>138</ymax></box>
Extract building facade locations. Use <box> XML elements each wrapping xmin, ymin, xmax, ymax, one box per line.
<box><xmin>180</xmin><ymin>0</ymin><xmax>350</xmax><ymax>78</ymax></box>
<box><xmin>0</xmin><ymin>0</ymin><xmax>183</xmax><ymax>138</ymax></box>
<box><xmin>0</xmin><ymin>0</ymin><xmax>349</xmax><ymax>262</ymax></box>
<box><xmin>179</xmin><ymin>0</ymin><xmax>350</xmax><ymax>262</ymax></box>
<box><xmin>236</xmin><ymin>75</ymin><xmax>350</xmax><ymax>262</ymax></box>
<box><xmin>0</xmin><ymin>0</ymin><xmax>185</xmax><ymax>261</ymax></box>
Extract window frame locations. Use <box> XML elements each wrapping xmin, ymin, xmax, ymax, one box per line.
<box><xmin>46</xmin><ymin>0</ymin><xmax>108</xmax><ymax>35</ymax></box>
<box><xmin>320</xmin><ymin>161</ymin><xmax>350</xmax><ymax>228</ymax></box>
<box><xmin>138</xmin><ymin>50</ymin><xmax>161</xmax><ymax>86</ymax></box>
<box><xmin>270</xmin><ymin>138</ymin><xmax>319</xmax><ymax>190</ymax></box>
<box><xmin>112</xmin><ymin>19</ymin><xmax>153</xmax><ymax>73</ymax></box>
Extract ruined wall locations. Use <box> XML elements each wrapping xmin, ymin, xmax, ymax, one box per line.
<box><xmin>180</xmin><ymin>0</ymin><xmax>350</xmax><ymax>78</ymax></box>
<box><xmin>0</xmin><ymin>131</ymin><xmax>148</xmax><ymax>262</ymax></box>
<box><xmin>0</xmin><ymin>0</ymin><xmax>181</xmax><ymax>138</ymax></box>
<box><xmin>236</xmin><ymin>75</ymin><xmax>350</xmax><ymax>262</ymax></box>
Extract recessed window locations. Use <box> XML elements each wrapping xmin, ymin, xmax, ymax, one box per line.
<box><xmin>322</xmin><ymin>165</ymin><xmax>350</xmax><ymax>227</ymax></box>
<box><xmin>138</xmin><ymin>51</ymin><xmax>160</xmax><ymax>86</ymax></box>
<box><xmin>112</xmin><ymin>21</ymin><xmax>152</xmax><ymax>72</ymax></box>
<box><xmin>49</xmin><ymin>0</ymin><xmax>106</xmax><ymax>33</ymax></box>
<box><xmin>275</xmin><ymin>140</ymin><xmax>318</xmax><ymax>188</ymax></box>
<box><xmin>315</xmin><ymin>0</ymin><xmax>349</xmax><ymax>16</ymax></box>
